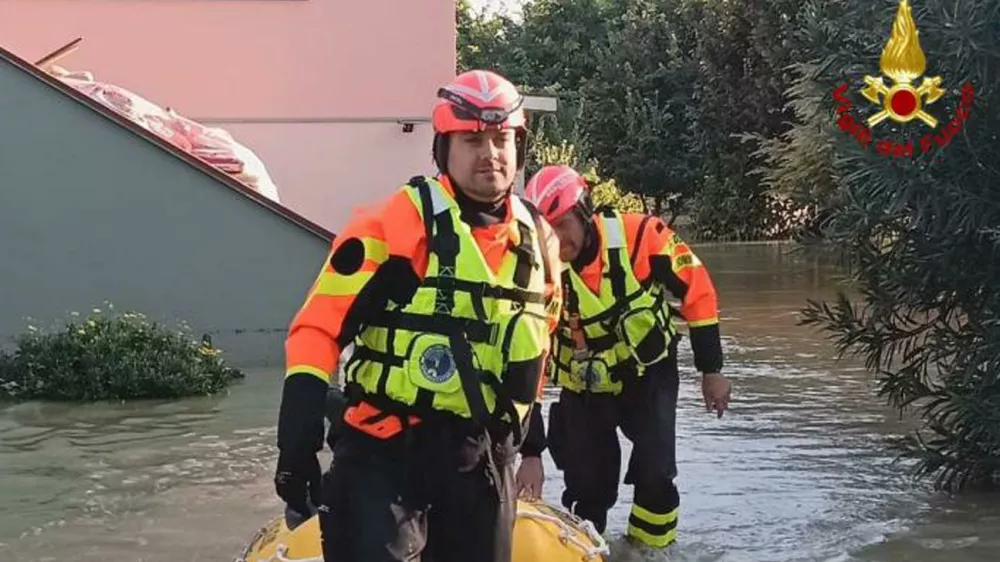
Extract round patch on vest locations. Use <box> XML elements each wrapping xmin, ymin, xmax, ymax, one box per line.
<box><xmin>329</xmin><ymin>237</ymin><xmax>365</xmax><ymax>275</ymax></box>
<box><xmin>419</xmin><ymin>344</ymin><xmax>456</xmax><ymax>383</ymax></box>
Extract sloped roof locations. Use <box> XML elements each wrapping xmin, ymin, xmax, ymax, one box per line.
<box><xmin>0</xmin><ymin>43</ymin><xmax>335</xmax><ymax>242</ymax></box>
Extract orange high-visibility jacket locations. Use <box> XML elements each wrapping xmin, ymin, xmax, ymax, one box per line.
<box><xmin>572</xmin><ymin>213</ymin><xmax>723</xmax><ymax>374</ymax></box>
<box><xmin>285</xmin><ymin>175</ymin><xmax>563</xmax><ymax>436</ymax></box>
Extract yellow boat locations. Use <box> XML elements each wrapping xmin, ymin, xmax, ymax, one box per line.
<box><xmin>235</xmin><ymin>499</ymin><xmax>610</xmax><ymax>562</ymax></box>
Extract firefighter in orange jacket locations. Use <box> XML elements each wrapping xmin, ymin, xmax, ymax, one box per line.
<box><xmin>273</xmin><ymin>70</ymin><xmax>562</xmax><ymax>562</ymax></box>
<box><xmin>524</xmin><ymin>165</ymin><xmax>731</xmax><ymax>553</ymax></box>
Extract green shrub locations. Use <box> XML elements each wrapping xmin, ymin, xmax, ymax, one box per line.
<box><xmin>527</xmin><ymin>137</ymin><xmax>646</xmax><ymax>214</ymax></box>
<box><xmin>0</xmin><ymin>305</ymin><xmax>244</xmax><ymax>402</ymax></box>
<box><xmin>584</xmin><ymin>167</ymin><xmax>645</xmax><ymax>214</ymax></box>
<box><xmin>793</xmin><ymin>0</ymin><xmax>1000</xmax><ymax>492</ymax></box>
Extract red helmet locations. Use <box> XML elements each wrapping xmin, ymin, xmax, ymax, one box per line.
<box><xmin>524</xmin><ymin>165</ymin><xmax>590</xmax><ymax>222</ymax></box>
<box><xmin>432</xmin><ymin>70</ymin><xmax>526</xmax><ymax>134</ymax></box>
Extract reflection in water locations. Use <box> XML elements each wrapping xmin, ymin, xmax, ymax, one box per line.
<box><xmin>0</xmin><ymin>379</ymin><xmax>287</xmax><ymax>560</ymax></box>
<box><xmin>1</xmin><ymin>242</ymin><xmax>998</xmax><ymax>562</ymax></box>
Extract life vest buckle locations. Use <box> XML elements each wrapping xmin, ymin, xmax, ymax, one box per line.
<box><xmin>435</xmin><ymin>273</ymin><xmax>457</xmax><ymax>290</ymax></box>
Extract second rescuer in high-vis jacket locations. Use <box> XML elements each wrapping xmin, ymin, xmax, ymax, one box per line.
<box><xmin>523</xmin><ymin>165</ymin><xmax>732</xmax><ymax>554</ymax></box>
<box><xmin>273</xmin><ymin>70</ymin><xmax>562</xmax><ymax>562</ymax></box>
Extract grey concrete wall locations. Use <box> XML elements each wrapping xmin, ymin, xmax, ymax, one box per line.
<box><xmin>0</xmin><ymin>55</ymin><xmax>331</xmax><ymax>368</ymax></box>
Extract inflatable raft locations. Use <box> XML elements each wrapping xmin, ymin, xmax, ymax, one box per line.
<box><xmin>235</xmin><ymin>499</ymin><xmax>609</xmax><ymax>562</ymax></box>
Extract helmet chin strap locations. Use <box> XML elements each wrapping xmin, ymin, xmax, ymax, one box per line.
<box><xmin>577</xmin><ymin>204</ymin><xmax>598</xmax><ymax>258</ymax></box>
<box><xmin>582</xmin><ymin>214</ymin><xmax>597</xmax><ymax>246</ymax></box>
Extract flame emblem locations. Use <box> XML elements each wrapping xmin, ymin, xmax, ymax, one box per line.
<box><xmin>860</xmin><ymin>0</ymin><xmax>945</xmax><ymax>128</ymax></box>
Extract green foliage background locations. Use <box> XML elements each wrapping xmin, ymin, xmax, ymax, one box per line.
<box><xmin>458</xmin><ymin>0</ymin><xmax>1000</xmax><ymax>491</ymax></box>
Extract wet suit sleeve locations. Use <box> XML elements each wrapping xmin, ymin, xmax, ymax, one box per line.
<box><xmin>521</xmin><ymin>407</ymin><xmax>547</xmax><ymax>457</ymax></box>
<box><xmin>519</xmin><ymin>216</ymin><xmax>562</xmax><ymax>458</ymax></box>
<box><xmin>627</xmin><ymin>215</ymin><xmax>724</xmax><ymax>375</ymax></box>
<box><xmin>278</xmin><ymin>192</ymin><xmax>424</xmax><ymax>457</ymax></box>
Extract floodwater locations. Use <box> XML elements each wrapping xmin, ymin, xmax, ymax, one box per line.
<box><xmin>1</xmin><ymin>242</ymin><xmax>998</xmax><ymax>562</ymax></box>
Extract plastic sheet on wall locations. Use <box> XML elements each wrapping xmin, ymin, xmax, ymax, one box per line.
<box><xmin>48</xmin><ymin>65</ymin><xmax>281</xmax><ymax>203</ymax></box>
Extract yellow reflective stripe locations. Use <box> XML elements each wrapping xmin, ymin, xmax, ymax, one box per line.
<box><xmin>627</xmin><ymin>524</ymin><xmax>677</xmax><ymax>548</ymax></box>
<box><xmin>361</xmin><ymin>237</ymin><xmax>389</xmax><ymax>265</ymax></box>
<box><xmin>688</xmin><ymin>317</ymin><xmax>719</xmax><ymax>328</ymax></box>
<box><xmin>301</xmin><ymin>237</ymin><xmax>387</xmax><ymax>306</ymax></box>
<box><xmin>672</xmin><ymin>252</ymin><xmax>700</xmax><ymax>272</ymax></box>
<box><xmin>628</xmin><ymin>505</ymin><xmax>679</xmax><ymax>548</ymax></box>
<box><xmin>632</xmin><ymin>504</ymin><xmax>678</xmax><ymax>526</ymax></box>
<box><xmin>313</xmin><ymin>270</ymin><xmax>374</xmax><ymax>297</ymax></box>
<box><xmin>285</xmin><ymin>365</ymin><xmax>330</xmax><ymax>383</ymax></box>
<box><xmin>659</xmin><ymin>233</ymin><xmax>679</xmax><ymax>256</ymax></box>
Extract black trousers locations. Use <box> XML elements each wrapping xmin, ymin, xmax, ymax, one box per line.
<box><xmin>318</xmin><ymin>420</ymin><xmax>517</xmax><ymax>562</ymax></box>
<box><xmin>548</xmin><ymin>351</ymin><xmax>681</xmax><ymax>546</ymax></box>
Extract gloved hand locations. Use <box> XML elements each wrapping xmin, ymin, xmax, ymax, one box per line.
<box><xmin>274</xmin><ymin>449</ymin><xmax>322</xmax><ymax>519</ymax></box>
<box><xmin>275</xmin><ymin>372</ymin><xmax>329</xmax><ymax>521</ymax></box>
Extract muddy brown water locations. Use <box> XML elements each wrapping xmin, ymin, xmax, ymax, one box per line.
<box><xmin>1</xmin><ymin>242</ymin><xmax>998</xmax><ymax>562</ymax></box>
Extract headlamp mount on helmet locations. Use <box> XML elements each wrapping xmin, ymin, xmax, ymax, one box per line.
<box><xmin>437</xmin><ymin>87</ymin><xmax>525</xmax><ymax>128</ymax></box>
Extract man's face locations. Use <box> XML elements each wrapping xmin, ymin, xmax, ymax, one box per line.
<box><xmin>447</xmin><ymin>129</ymin><xmax>518</xmax><ymax>203</ymax></box>
<box><xmin>551</xmin><ymin>209</ymin><xmax>587</xmax><ymax>262</ymax></box>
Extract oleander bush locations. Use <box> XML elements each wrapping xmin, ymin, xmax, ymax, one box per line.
<box><xmin>0</xmin><ymin>305</ymin><xmax>244</xmax><ymax>402</ymax></box>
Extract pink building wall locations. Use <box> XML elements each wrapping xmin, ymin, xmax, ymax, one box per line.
<box><xmin>0</xmin><ymin>0</ymin><xmax>457</xmax><ymax>232</ymax></box>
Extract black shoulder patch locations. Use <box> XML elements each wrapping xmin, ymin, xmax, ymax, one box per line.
<box><xmin>329</xmin><ymin>238</ymin><xmax>365</xmax><ymax>275</ymax></box>
<box><xmin>655</xmin><ymin>221</ymin><xmax>665</xmax><ymax>233</ymax></box>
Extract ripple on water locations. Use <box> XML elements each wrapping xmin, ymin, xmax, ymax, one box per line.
<box><xmin>1</xmin><ymin>244</ymin><xmax>996</xmax><ymax>562</ymax></box>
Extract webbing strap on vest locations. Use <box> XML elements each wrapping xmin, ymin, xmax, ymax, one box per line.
<box><xmin>556</xmin><ymin>330</ymin><xmax>617</xmax><ymax>354</ymax></box>
<box><xmin>520</xmin><ymin>198</ymin><xmax>553</xmax><ymax>291</ymax></box>
<box><xmin>514</xmin><ymin>198</ymin><xmax>552</xmax><ymax>429</ymax></box>
<box><xmin>573</xmin><ymin>212</ymin><xmax>661</xmax><ymax>330</ymax></box>
<box><xmin>555</xmin><ymin>210</ymin><xmax>666</xmax><ymax>393</ymax></box>
<box><xmin>602</xmin><ymin>208</ymin><xmax>628</xmax><ymax>301</ymax></box>
<box><xmin>557</xmin><ymin>268</ymin><xmax>579</xmax><ymax>388</ymax></box>
<box><xmin>410</xmin><ymin>177</ymin><xmax>528</xmax><ymax>445</ymax></box>
<box><xmin>562</xmin><ymin>269</ymin><xmax>580</xmax><ymax>317</ymax></box>
<box><xmin>630</xmin><ymin>215</ymin><xmax>653</xmax><ymax>267</ymax></box>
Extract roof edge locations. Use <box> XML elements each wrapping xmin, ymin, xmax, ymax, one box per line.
<box><xmin>0</xmin><ymin>43</ymin><xmax>336</xmax><ymax>242</ymax></box>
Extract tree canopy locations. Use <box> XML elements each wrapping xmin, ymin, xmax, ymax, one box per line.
<box><xmin>458</xmin><ymin>0</ymin><xmax>1000</xmax><ymax>491</ymax></box>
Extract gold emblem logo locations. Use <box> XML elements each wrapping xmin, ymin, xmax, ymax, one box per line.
<box><xmin>860</xmin><ymin>0</ymin><xmax>945</xmax><ymax>128</ymax></box>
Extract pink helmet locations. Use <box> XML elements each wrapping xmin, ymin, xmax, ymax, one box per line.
<box><xmin>523</xmin><ymin>165</ymin><xmax>590</xmax><ymax>222</ymax></box>
<box><xmin>432</xmin><ymin>70</ymin><xmax>526</xmax><ymax>134</ymax></box>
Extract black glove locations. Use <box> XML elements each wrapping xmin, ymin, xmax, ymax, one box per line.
<box><xmin>275</xmin><ymin>373</ymin><xmax>329</xmax><ymax>519</ymax></box>
<box><xmin>275</xmin><ymin>449</ymin><xmax>322</xmax><ymax>518</ymax></box>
